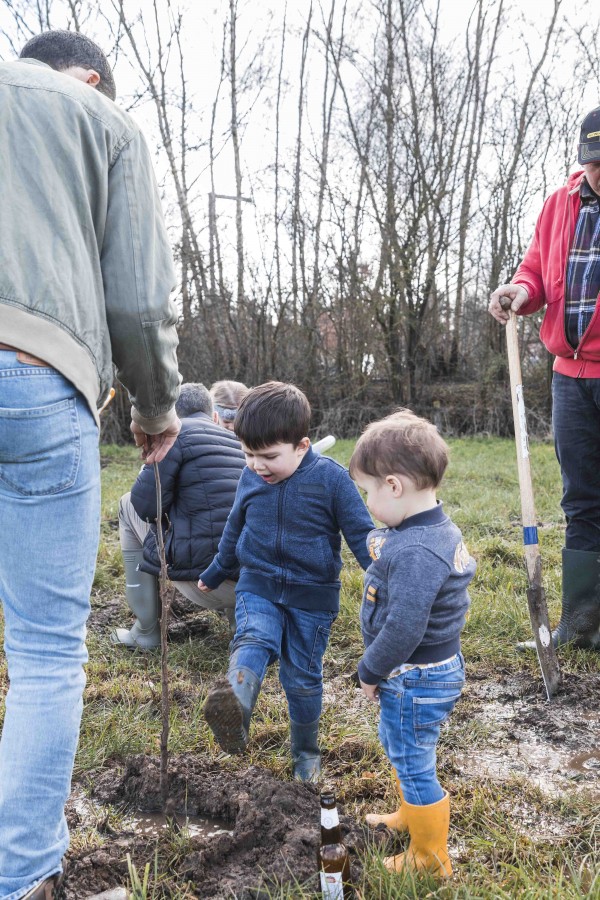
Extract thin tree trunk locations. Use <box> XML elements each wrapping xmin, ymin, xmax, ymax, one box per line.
<box><xmin>229</xmin><ymin>0</ymin><xmax>245</xmax><ymax>313</ymax></box>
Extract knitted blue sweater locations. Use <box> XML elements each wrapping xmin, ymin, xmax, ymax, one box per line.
<box><xmin>358</xmin><ymin>503</ymin><xmax>476</xmax><ymax>683</ymax></box>
<box><xmin>200</xmin><ymin>447</ymin><xmax>374</xmax><ymax>611</ymax></box>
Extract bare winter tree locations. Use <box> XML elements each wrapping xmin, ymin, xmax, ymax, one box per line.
<box><xmin>1</xmin><ymin>0</ymin><xmax>595</xmax><ymax>435</ymax></box>
<box><xmin>331</xmin><ymin>0</ymin><xmax>505</xmax><ymax>403</ymax></box>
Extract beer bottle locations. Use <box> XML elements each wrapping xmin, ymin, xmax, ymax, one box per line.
<box><xmin>318</xmin><ymin>789</ymin><xmax>352</xmax><ymax>899</ymax></box>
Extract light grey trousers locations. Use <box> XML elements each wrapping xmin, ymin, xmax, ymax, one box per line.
<box><xmin>118</xmin><ymin>492</ymin><xmax>236</xmax><ymax>616</ymax></box>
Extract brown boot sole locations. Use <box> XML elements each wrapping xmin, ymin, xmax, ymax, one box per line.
<box><xmin>21</xmin><ymin>872</ymin><xmax>65</xmax><ymax>899</ymax></box>
<box><xmin>203</xmin><ymin>678</ymin><xmax>248</xmax><ymax>754</ymax></box>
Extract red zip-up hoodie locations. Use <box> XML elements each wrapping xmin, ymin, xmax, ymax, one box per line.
<box><xmin>513</xmin><ymin>170</ymin><xmax>600</xmax><ymax>378</ymax></box>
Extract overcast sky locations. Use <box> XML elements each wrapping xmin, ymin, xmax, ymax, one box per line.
<box><xmin>0</xmin><ymin>0</ymin><xmax>597</xmax><ymax>279</ymax></box>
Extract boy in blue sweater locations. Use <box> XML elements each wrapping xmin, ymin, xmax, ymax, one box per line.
<box><xmin>198</xmin><ymin>382</ymin><xmax>373</xmax><ymax>780</ymax></box>
<box><xmin>349</xmin><ymin>410</ymin><xmax>475</xmax><ymax>878</ymax></box>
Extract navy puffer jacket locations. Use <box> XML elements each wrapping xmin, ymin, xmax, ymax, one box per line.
<box><xmin>131</xmin><ymin>412</ymin><xmax>246</xmax><ymax>580</ymax></box>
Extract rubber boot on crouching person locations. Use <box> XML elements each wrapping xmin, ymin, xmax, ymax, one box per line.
<box><xmin>114</xmin><ymin>544</ymin><xmax>161</xmax><ymax>649</ymax></box>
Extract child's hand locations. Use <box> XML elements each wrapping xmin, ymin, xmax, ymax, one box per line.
<box><xmin>360</xmin><ymin>678</ymin><xmax>380</xmax><ymax>702</ymax></box>
<box><xmin>197</xmin><ymin>579</ymin><xmax>212</xmax><ymax>593</ymax></box>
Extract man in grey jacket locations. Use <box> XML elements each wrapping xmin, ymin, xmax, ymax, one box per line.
<box><xmin>0</xmin><ymin>31</ymin><xmax>181</xmax><ymax>900</ymax></box>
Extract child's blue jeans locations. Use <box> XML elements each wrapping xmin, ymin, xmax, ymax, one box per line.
<box><xmin>228</xmin><ymin>590</ymin><xmax>336</xmax><ymax>723</ymax></box>
<box><xmin>378</xmin><ymin>653</ymin><xmax>465</xmax><ymax>806</ymax></box>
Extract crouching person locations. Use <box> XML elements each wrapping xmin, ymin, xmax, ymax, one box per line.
<box><xmin>113</xmin><ymin>383</ymin><xmax>246</xmax><ymax>648</ymax></box>
<box><xmin>349</xmin><ymin>411</ymin><xmax>476</xmax><ymax>877</ymax></box>
<box><xmin>198</xmin><ymin>382</ymin><xmax>374</xmax><ymax>781</ymax></box>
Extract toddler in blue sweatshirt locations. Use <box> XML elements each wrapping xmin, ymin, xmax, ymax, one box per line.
<box><xmin>198</xmin><ymin>381</ymin><xmax>373</xmax><ymax>780</ymax></box>
<box><xmin>349</xmin><ymin>410</ymin><xmax>475</xmax><ymax>878</ymax></box>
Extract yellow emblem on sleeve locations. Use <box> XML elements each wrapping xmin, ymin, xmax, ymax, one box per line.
<box><xmin>366</xmin><ymin>584</ymin><xmax>377</xmax><ymax>602</ymax></box>
<box><xmin>368</xmin><ymin>535</ymin><xmax>386</xmax><ymax>560</ymax></box>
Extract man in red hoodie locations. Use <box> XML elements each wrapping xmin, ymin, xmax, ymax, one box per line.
<box><xmin>489</xmin><ymin>106</ymin><xmax>600</xmax><ymax>651</ymax></box>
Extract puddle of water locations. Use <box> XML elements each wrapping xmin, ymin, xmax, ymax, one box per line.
<box><xmin>454</xmin><ymin>729</ymin><xmax>600</xmax><ymax>799</ymax></box>
<box><xmin>70</xmin><ymin>790</ymin><xmax>232</xmax><ymax>839</ymax></box>
<box><xmin>455</xmin><ymin>741</ymin><xmax>563</xmax><ymax>785</ymax></box>
<box><xmin>124</xmin><ymin>811</ymin><xmax>231</xmax><ymax>838</ymax></box>
<box><xmin>567</xmin><ymin>751</ymin><xmax>600</xmax><ymax>773</ymax></box>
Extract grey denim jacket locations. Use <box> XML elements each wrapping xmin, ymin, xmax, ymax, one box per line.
<box><xmin>0</xmin><ymin>59</ymin><xmax>180</xmax><ymax>429</ymax></box>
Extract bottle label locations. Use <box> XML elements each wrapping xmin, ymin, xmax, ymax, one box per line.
<box><xmin>320</xmin><ymin>870</ymin><xmax>344</xmax><ymax>899</ymax></box>
<box><xmin>321</xmin><ymin>808</ymin><xmax>339</xmax><ymax>830</ymax></box>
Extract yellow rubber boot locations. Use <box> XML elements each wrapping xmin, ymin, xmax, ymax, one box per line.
<box><xmin>384</xmin><ymin>791</ymin><xmax>452</xmax><ymax>877</ymax></box>
<box><xmin>365</xmin><ymin>770</ymin><xmax>409</xmax><ymax>832</ymax></box>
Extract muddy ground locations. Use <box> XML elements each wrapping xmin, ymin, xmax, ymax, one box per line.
<box><xmin>72</xmin><ymin>599</ymin><xmax>386</xmax><ymax>898</ymax></box>
<box><xmin>65</xmin><ymin>601</ymin><xmax>600</xmax><ymax>899</ymax></box>
<box><xmin>453</xmin><ymin>668</ymin><xmax>600</xmax><ymax>800</ymax></box>
<box><xmin>65</xmin><ymin>757</ymin><xmax>381</xmax><ymax>899</ymax></box>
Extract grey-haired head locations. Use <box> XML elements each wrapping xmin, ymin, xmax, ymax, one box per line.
<box><xmin>175</xmin><ymin>383</ymin><xmax>213</xmax><ymax>419</ymax></box>
<box><xmin>20</xmin><ymin>30</ymin><xmax>116</xmax><ymax>101</ymax></box>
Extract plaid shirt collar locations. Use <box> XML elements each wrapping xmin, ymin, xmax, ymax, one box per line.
<box><xmin>580</xmin><ymin>178</ymin><xmax>600</xmax><ymax>203</ymax></box>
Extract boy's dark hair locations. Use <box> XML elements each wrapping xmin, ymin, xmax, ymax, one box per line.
<box><xmin>20</xmin><ymin>30</ymin><xmax>116</xmax><ymax>101</ymax></box>
<box><xmin>349</xmin><ymin>409</ymin><xmax>449</xmax><ymax>490</ymax></box>
<box><xmin>175</xmin><ymin>383</ymin><xmax>213</xmax><ymax>419</ymax></box>
<box><xmin>234</xmin><ymin>381</ymin><xmax>311</xmax><ymax>449</ymax></box>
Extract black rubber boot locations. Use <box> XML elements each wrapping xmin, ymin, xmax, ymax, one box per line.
<box><xmin>290</xmin><ymin>718</ymin><xmax>321</xmax><ymax>782</ymax></box>
<box><xmin>203</xmin><ymin>665</ymin><xmax>261</xmax><ymax>753</ymax></box>
<box><xmin>517</xmin><ymin>548</ymin><xmax>600</xmax><ymax>650</ymax></box>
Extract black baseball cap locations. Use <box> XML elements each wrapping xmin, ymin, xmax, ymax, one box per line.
<box><xmin>578</xmin><ymin>106</ymin><xmax>600</xmax><ymax>164</ymax></box>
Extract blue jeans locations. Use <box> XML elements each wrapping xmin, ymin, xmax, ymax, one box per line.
<box><xmin>552</xmin><ymin>372</ymin><xmax>600</xmax><ymax>550</ymax></box>
<box><xmin>378</xmin><ymin>654</ymin><xmax>465</xmax><ymax>806</ymax></box>
<box><xmin>229</xmin><ymin>591</ymin><xmax>336</xmax><ymax>724</ymax></box>
<box><xmin>0</xmin><ymin>351</ymin><xmax>100</xmax><ymax>900</ymax></box>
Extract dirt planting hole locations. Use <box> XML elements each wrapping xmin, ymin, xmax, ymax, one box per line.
<box><xmin>64</xmin><ymin>755</ymin><xmax>381</xmax><ymax>899</ymax></box>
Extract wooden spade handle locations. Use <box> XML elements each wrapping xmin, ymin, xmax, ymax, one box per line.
<box><xmin>498</xmin><ymin>295</ymin><xmax>561</xmax><ymax>698</ymax></box>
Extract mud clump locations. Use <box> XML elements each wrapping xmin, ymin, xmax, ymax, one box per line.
<box><xmin>64</xmin><ymin>755</ymin><xmax>377</xmax><ymax>899</ymax></box>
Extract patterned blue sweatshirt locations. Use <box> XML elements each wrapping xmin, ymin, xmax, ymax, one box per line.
<box><xmin>358</xmin><ymin>503</ymin><xmax>476</xmax><ymax>684</ymax></box>
<box><xmin>200</xmin><ymin>447</ymin><xmax>374</xmax><ymax>611</ymax></box>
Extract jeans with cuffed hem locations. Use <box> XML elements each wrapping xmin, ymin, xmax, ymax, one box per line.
<box><xmin>0</xmin><ymin>351</ymin><xmax>100</xmax><ymax>900</ymax></box>
<box><xmin>378</xmin><ymin>653</ymin><xmax>465</xmax><ymax>806</ymax></box>
<box><xmin>228</xmin><ymin>590</ymin><xmax>335</xmax><ymax>724</ymax></box>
